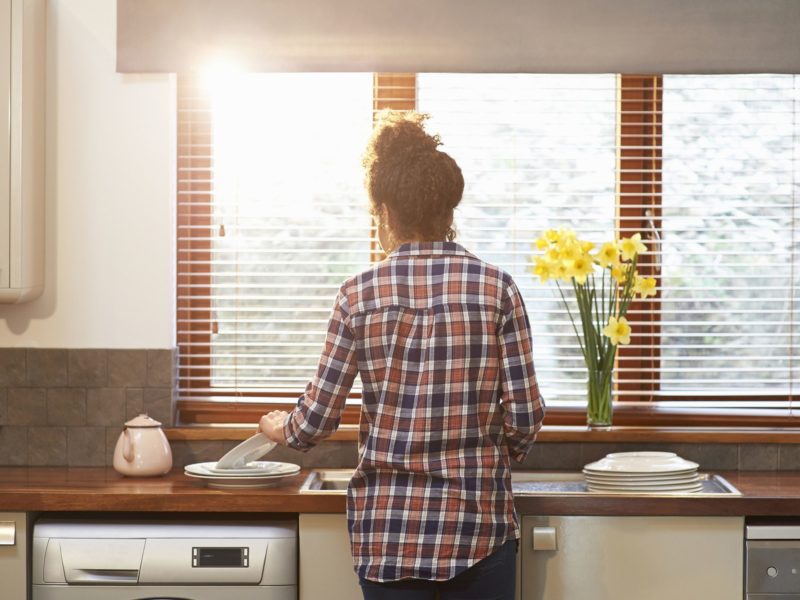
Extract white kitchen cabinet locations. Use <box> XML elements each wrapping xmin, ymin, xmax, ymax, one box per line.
<box><xmin>0</xmin><ymin>0</ymin><xmax>45</xmax><ymax>303</ymax></box>
<box><xmin>299</xmin><ymin>514</ymin><xmax>361</xmax><ymax>600</ymax></box>
<box><xmin>520</xmin><ymin>515</ymin><xmax>744</xmax><ymax>600</ymax></box>
<box><xmin>0</xmin><ymin>512</ymin><xmax>27</xmax><ymax>600</ymax></box>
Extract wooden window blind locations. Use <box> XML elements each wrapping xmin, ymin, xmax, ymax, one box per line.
<box><xmin>177</xmin><ymin>72</ymin><xmax>800</xmax><ymax>426</ymax></box>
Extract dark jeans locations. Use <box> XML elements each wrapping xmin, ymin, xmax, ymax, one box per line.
<box><xmin>359</xmin><ymin>539</ymin><xmax>517</xmax><ymax>600</ymax></box>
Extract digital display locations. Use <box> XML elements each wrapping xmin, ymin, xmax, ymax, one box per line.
<box><xmin>192</xmin><ymin>547</ymin><xmax>249</xmax><ymax>568</ymax></box>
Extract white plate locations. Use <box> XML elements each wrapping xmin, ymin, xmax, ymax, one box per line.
<box><xmin>583</xmin><ymin>472</ymin><xmax>700</xmax><ymax>484</ymax></box>
<box><xmin>585</xmin><ymin>478</ymin><xmax>701</xmax><ymax>489</ymax></box>
<box><xmin>184</xmin><ymin>461</ymin><xmax>300</xmax><ymax>478</ymax></box>
<box><xmin>183</xmin><ymin>471</ymin><xmax>298</xmax><ymax>489</ymax></box>
<box><xmin>585</xmin><ymin>474</ymin><xmax>700</xmax><ymax>487</ymax></box>
<box><xmin>584</xmin><ymin>452</ymin><xmax>699</xmax><ymax>474</ymax></box>
<box><xmin>215</xmin><ymin>433</ymin><xmax>276</xmax><ymax>470</ymax></box>
<box><xmin>587</xmin><ymin>483</ymin><xmax>704</xmax><ymax>495</ymax></box>
<box><xmin>605</xmin><ymin>451</ymin><xmax>677</xmax><ymax>459</ymax></box>
<box><xmin>582</xmin><ymin>468</ymin><xmax>698</xmax><ymax>480</ymax></box>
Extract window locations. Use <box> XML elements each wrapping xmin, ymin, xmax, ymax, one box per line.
<box><xmin>177</xmin><ymin>73</ymin><xmax>800</xmax><ymax>426</ymax></box>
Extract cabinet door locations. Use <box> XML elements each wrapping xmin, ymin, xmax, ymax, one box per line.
<box><xmin>0</xmin><ymin>0</ymin><xmax>10</xmax><ymax>290</ymax></box>
<box><xmin>299</xmin><ymin>514</ymin><xmax>361</xmax><ymax>600</ymax></box>
<box><xmin>521</xmin><ymin>515</ymin><xmax>743</xmax><ymax>600</ymax></box>
<box><xmin>0</xmin><ymin>512</ymin><xmax>27</xmax><ymax>600</ymax></box>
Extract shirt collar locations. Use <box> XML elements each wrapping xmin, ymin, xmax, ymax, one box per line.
<box><xmin>388</xmin><ymin>241</ymin><xmax>472</xmax><ymax>259</ymax></box>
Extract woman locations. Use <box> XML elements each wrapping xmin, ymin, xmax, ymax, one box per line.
<box><xmin>260</xmin><ymin>111</ymin><xmax>545</xmax><ymax>600</ymax></box>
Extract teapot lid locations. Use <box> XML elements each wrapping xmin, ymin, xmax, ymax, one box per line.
<box><xmin>124</xmin><ymin>414</ymin><xmax>162</xmax><ymax>428</ymax></box>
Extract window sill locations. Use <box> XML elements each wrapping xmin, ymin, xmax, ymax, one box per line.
<box><xmin>166</xmin><ymin>424</ymin><xmax>800</xmax><ymax>445</ymax></box>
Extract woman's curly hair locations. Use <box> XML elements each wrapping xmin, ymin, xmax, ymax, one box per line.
<box><xmin>362</xmin><ymin>111</ymin><xmax>464</xmax><ymax>242</ymax></box>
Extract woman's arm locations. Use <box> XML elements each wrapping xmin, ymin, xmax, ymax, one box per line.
<box><xmin>259</xmin><ymin>287</ymin><xmax>358</xmax><ymax>451</ymax></box>
<box><xmin>498</xmin><ymin>279</ymin><xmax>546</xmax><ymax>462</ymax></box>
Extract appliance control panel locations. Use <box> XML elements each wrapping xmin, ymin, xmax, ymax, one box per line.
<box><xmin>192</xmin><ymin>546</ymin><xmax>249</xmax><ymax>568</ymax></box>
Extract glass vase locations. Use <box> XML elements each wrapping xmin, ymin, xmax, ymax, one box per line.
<box><xmin>586</xmin><ymin>367</ymin><xmax>613</xmax><ymax>428</ymax></box>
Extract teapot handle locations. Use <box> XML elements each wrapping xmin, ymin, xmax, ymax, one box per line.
<box><xmin>122</xmin><ymin>429</ymin><xmax>134</xmax><ymax>463</ymax></box>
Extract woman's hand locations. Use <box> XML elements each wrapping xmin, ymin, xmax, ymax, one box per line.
<box><xmin>259</xmin><ymin>410</ymin><xmax>290</xmax><ymax>446</ymax></box>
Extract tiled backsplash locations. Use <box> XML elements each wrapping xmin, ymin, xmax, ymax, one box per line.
<box><xmin>0</xmin><ymin>348</ymin><xmax>175</xmax><ymax>466</ymax></box>
<box><xmin>2</xmin><ymin>347</ymin><xmax>799</xmax><ymax>470</ymax></box>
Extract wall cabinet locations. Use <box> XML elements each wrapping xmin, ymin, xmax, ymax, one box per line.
<box><xmin>0</xmin><ymin>0</ymin><xmax>45</xmax><ymax>303</ymax></box>
<box><xmin>0</xmin><ymin>512</ymin><xmax>27</xmax><ymax>600</ymax></box>
<box><xmin>298</xmin><ymin>514</ymin><xmax>361</xmax><ymax>600</ymax></box>
<box><xmin>520</xmin><ymin>515</ymin><xmax>744</xmax><ymax>600</ymax></box>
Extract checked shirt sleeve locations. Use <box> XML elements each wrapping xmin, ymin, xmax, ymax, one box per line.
<box><xmin>498</xmin><ymin>279</ymin><xmax>546</xmax><ymax>462</ymax></box>
<box><xmin>283</xmin><ymin>287</ymin><xmax>358</xmax><ymax>451</ymax></box>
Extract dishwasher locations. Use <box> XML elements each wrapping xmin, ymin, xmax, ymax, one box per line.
<box><xmin>31</xmin><ymin>517</ymin><xmax>296</xmax><ymax>600</ymax></box>
<box><xmin>746</xmin><ymin>522</ymin><xmax>800</xmax><ymax>599</ymax></box>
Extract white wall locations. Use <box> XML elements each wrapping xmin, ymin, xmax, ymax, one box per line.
<box><xmin>0</xmin><ymin>0</ymin><xmax>175</xmax><ymax>348</ymax></box>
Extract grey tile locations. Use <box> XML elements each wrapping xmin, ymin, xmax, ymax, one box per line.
<box><xmin>147</xmin><ymin>349</ymin><xmax>175</xmax><ymax>387</ymax></box>
<box><xmin>517</xmin><ymin>443</ymin><xmax>583</xmax><ymax>470</ymax></box>
<box><xmin>0</xmin><ymin>349</ymin><xmax>26</xmax><ymax>386</ymax></box>
<box><xmin>171</xmin><ymin>440</ymin><xmax>227</xmax><ymax>467</ymax></box>
<box><xmin>68</xmin><ymin>349</ymin><xmax>108</xmax><ymax>387</ymax></box>
<box><xmin>0</xmin><ymin>426</ymin><xmax>28</xmax><ymax>465</ymax></box>
<box><xmin>27</xmin><ymin>349</ymin><xmax>68</xmax><ymax>386</ymax></box>
<box><xmin>299</xmin><ymin>441</ymin><xmax>358</xmax><ymax>469</ymax></box>
<box><xmin>640</xmin><ymin>443</ymin><xmax>739</xmax><ymax>471</ymax></box>
<box><xmin>67</xmin><ymin>427</ymin><xmax>107</xmax><ymax>466</ymax></box>
<box><xmin>739</xmin><ymin>444</ymin><xmax>779</xmax><ymax>471</ymax></box>
<box><xmin>106</xmin><ymin>427</ymin><xmax>124</xmax><ymax>467</ymax></box>
<box><xmin>0</xmin><ymin>387</ymin><xmax>7</xmax><ymax>425</ymax></box>
<box><xmin>108</xmin><ymin>350</ymin><xmax>148</xmax><ymax>387</ymax></box>
<box><xmin>7</xmin><ymin>388</ymin><xmax>47</xmax><ymax>426</ymax></box>
<box><xmin>86</xmin><ymin>388</ymin><xmax>127</xmax><ymax>426</ymax></box>
<box><xmin>47</xmin><ymin>388</ymin><xmax>86</xmax><ymax>426</ymax></box>
<box><xmin>580</xmin><ymin>442</ymin><xmax>628</xmax><ymax>466</ymax></box>
<box><xmin>143</xmin><ymin>387</ymin><xmax>174</xmax><ymax>426</ymax></box>
<box><xmin>126</xmin><ymin>388</ymin><xmax>145</xmax><ymax>420</ymax></box>
<box><xmin>779</xmin><ymin>445</ymin><xmax>800</xmax><ymax>471</ymax></box>
<box><xmin>27</xmin><ymin>427</ymin><xmax>66</xmax><ymax>466</ymax></box>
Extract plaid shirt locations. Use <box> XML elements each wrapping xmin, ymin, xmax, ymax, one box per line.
<box><xmin>284</xmin><ymin>241</ymin><xmax>545</xmax><ymax>582</ymax></box>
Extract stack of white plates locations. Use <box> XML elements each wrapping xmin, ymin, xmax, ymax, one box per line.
<box><xmin>583</xmin><ymin>452</ymin><xmax>702</xmax><ymax>494</ymax></box>
<box><xmin>184</xmin><ymin>461</ymin><xmax>301</xmax><ymax>488</ymax></box>
<box><xmin>183</xmin><ymin>432</ymin><xmax>300</xmax><ymax>488</ymax></box>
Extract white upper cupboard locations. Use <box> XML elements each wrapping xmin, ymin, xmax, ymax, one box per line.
<box><xmin>0</xmin><ymin>0</ymin><xmax>44</xmax><ymax>304</ymax></box>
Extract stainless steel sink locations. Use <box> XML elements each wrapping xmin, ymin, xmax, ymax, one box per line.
<box><xmin>299</xmin><ymin>468</ymin><xmax>353</xmax><ymax>493</ymax></box>
<box><xmin>299</xmin><ymin>469</ymin><xmax>741</xmax><ymax>496</ymax></box>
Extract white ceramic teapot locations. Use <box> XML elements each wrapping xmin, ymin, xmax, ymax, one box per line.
<box><xmin>113</xmin><ymin>414</ymin><xmax>173</xmax><ymax>476</ymax></box>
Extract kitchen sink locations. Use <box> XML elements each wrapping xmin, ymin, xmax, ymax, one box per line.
<box><xmin>299</xmin><ymin>469</ymin><xmax>741</xmax><ymax>496</ymax></box>
<box><xmin>299</xmin><ymin>468</ymin><xmax>352</xmax><ymax>493</ymax></box>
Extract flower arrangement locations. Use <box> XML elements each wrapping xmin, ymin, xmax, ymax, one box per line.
<box><xmin>531</xmin><ymin>228</ymin><xmax>656</xmax><ymax>427</ymax></box>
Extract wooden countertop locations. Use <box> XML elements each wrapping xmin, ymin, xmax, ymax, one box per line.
<box><xmin>2</xmin><ymin>468</ymin><xmax>800</xmax><ymax>516</ymax></box>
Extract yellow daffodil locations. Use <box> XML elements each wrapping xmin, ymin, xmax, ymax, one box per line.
<box><xmin>532</xmin><ymin>256</ymin><xmax>553</xmax><ymax>283</ymax></box>
<box><xmin>567</xmin><ymin>255</ymin><xmax>595</xmax><ymax>284</ymax></box>
<box><xmin>603</xmin><ymin>316</ymin><xmax>632</xmax><ymax>345</ymax></box>
<box><xmin>558</xmin><ymin>241</ymin><xmax>581</xmax><ymax>263</ymax></box>
<box><xmin>634</xmin><ymin>275</ymin><xmax>657</xmax><ymax>298</ymax></box>
<box><xmin>535</xmin><ymin>237</ymin><xmax>549</xmax><ymax>250</ymax></box>
<box><xmin>546</xmin><ymin>247</ymin><xmax>560</xmax><ymax>262</ymax></box>
<box><xmin>595</xmin><ymin>242</ymin><xmax>620</xmax><ymax>268</ymax></box>
<box><xmin>610</xmin><ymin>264</ymin><xmax>625</xmax><ymax>282</ymax></box>
<box><xmin>544</xmin><ymin>229</ymin><xmax>560</xmax><ymax>244</ymax></box>
<box><xmin>553</xmin><ymin>261</ymin><xmax>571</xmax><ymax>282</ymax></box>
<box><xmin>581</xmin><ymin>241</ymin><xmax>596</xmax><ymax>254</ymax></box>
<box><xmin>620</xmin><ymin>233</ymin><xmax>647</xmax><ymax>262</ymax></box>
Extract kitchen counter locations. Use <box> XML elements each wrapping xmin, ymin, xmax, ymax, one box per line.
<box><xmin>1</xmin><ymin>468</ymin><xmax>800</xmax><ymax>515</ymax></box>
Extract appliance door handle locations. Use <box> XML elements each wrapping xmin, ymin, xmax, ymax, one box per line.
<box><xmin>69</xmin><ymin>569</ymin><xmax>139</xmax><ymax>584</ymax></box>
<box><xmin>0</xmin><ymin>521</ymin><xmax>15</xmax><ymax>546</ymax></box>
<box><xmin>532</xmin><ymin>526</ymin><xmax>558</xmax><ymax>551</ymax></box>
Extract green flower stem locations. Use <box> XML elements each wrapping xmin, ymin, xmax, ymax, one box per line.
<box><xmin>556</xmin><ymin>281</ymin><xmax>587</xmax><ymax>361</ymax></box>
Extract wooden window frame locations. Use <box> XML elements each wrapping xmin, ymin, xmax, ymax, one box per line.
<box><xmin>176</xmin><ymin>73</ymin><xmax>800</xmax><ymax>429</ymax></box>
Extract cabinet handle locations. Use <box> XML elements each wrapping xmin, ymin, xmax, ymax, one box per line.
<box><xmin>0</xmin><ymin>521</ymin><xmax>15</xmax><ymax>546</ymax></box>
<box><xmin>532</xmin><ymin>526</ymin><xmax>557</xmax><ymax>551</ymax></box>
